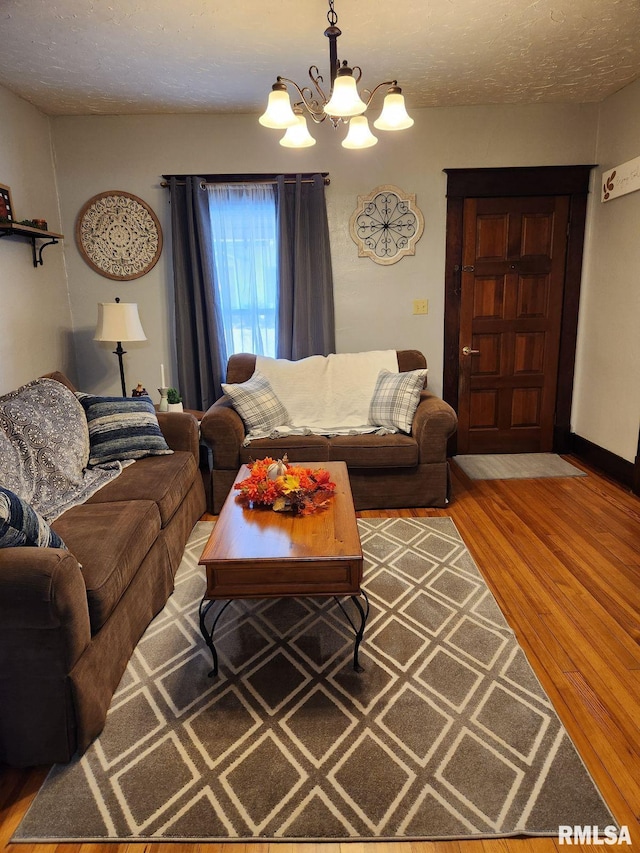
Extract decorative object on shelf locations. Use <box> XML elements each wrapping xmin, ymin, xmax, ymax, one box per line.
<box><xmin>94</xmin><ymin>297</ymin><xmax>147</xmax><ymax>397</ymax></box>
<box><xmin>166</xmin><ymin>388</ymin><xmax>183</xmax><ymax>413</ymax></box>
<box><xmin>16</xmin><ymin>218</ymin><xmax>49</xmax><ymax>229</ymax></box>
<box><xmin>158</xmin><ymin>388</ymin><xmax>169</xmax><ymax>412</ymax></box>
<box><xmin>131</xmin><ymin>382</ymin><xmax>148</xmax><ymax>397</ymax></box>
<box><xmin>259</xmin><ymin>0</ymin><xmax>413</xmax><ymax>149</ymax></box>
<box><xmin>76</xmin><ymin>191</ymin><xmax>163</xmax><ymax>280</ymax></box>
<box><xmin>0</xmin><ymin>183</ymin><xmax>14</xmax><ymax>222</ymax></box>
<box><xmin>349</xmin><ymin>184</ymin><xmax>424</xmax><ymax>264</ymax></box>
<box><xmin>235</xmin><ymin>456</ymin><xmax>336</xmax><ymax>514</ymax></box>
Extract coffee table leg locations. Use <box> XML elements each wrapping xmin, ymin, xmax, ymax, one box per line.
<box><xmin>199</xmin><ymin>597</ymin><xmax>232</xmax><ymax>677</ymax></box>
<box><xmin>335</xmin><ymin>591</ymin><xmax>370</xmax><ymax>673</ymax></box>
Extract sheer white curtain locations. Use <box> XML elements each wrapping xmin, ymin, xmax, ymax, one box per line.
<box><xmin>206</xmin><ymin>183</ymin><xmax>278</xmax><ymax>357</ymax></box>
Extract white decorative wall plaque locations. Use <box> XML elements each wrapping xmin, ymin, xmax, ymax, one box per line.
<box><xmin>349</xmin><ymin>185</ymin><xmax>424</xmax><ymax>265</ymax></box>
<box><xmin>601</xmin><ymin>155</ymin><xmax>640</xmax><ymax>202</ymax></box>
<box><xmin>76</xmin><ymin>191</ymin><xmax>163</xmax><ymax>280</ymax></box>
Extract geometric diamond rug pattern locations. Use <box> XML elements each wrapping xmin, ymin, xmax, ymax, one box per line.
<box><xmin>13</xmin><ymin>518</ymin><xmax>615</xmax><ymax>842</ymax></box>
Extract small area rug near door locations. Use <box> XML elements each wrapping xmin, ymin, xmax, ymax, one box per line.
<box><xmin>14</xmin><ymin>518</ymin><xmax>613</xmax><ymax>843</ymax></box>
<box><xmin>454</xmin><ymin>453</ymin><xmax>587</xmax><ymax>480</ymax></box>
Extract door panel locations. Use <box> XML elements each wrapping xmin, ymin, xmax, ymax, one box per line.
<box><xmin>457</xmin><ymin>195</ymin><xmax>570</xmax><ymax>454</ymax></box>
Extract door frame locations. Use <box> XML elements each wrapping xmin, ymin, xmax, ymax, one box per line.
<box><xmin>443</xmin><ymin>165</ymin><xmax>594</xmax><ymax>456</ymax></box>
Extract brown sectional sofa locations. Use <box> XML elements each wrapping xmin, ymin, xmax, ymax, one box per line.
<box><xmin>0</xmin><ymin>372</ymin><xmax>206</xmax><ymax>767</ymax></box>
<box><xmin>200</xmin><ymin>350</ymin><xmax>458</xmax><ymax>513</ymax></box>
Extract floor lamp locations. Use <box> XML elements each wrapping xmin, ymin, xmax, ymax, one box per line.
<box><xmin>94</xmin><ymin>297</ymin><xmax>147</xmax><ymax>397</ymax></box>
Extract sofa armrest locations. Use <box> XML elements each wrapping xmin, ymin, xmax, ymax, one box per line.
<box><xmin>156</xmin><ymin>411</ymin><xmax>200</xmax><ymax>459</ymax></box>
<box><xmin>412</xmin><ymin>391</ymin><xmax>458</xmax><ymax>464</ymax></box>
<box><xmin>200</xmin><ymin>397</ymin><xmax>246</xmax><ymax>470</ymax></box>
<box><xmin>0</xmin><ymin>548</ymin><xmax>91</xmax><ymax>677</ymax></box>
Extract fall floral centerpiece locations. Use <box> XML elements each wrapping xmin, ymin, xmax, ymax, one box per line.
<box><xmin>234</xmin><ymin>456</ymin><xmax>336</xmax><ymax>515</ymax></box>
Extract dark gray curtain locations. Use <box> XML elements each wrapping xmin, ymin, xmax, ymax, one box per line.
<box><xmin>169</xmin><ymin>176</ymin><xmax>227</xmax><ymax>409</ymax></box>
<box><xmin>276</xmin><ymin>174</ymin><xmax>336</xmax><ymax>359</ymax></box>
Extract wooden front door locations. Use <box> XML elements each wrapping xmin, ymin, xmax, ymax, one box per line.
<box><xmin>457</xmin><ymin>195</ymin><xmax>570</xmax><ymax>454</ymax></box>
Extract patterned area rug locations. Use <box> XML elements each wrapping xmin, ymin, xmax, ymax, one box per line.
<box><xmin>453</xmin><ymin>453</ymin><xmax>587</xmax><ymax>480</ymax></box>
<box><xmin>14</xmin><ymin>519</ymin><xmax>614</xmax><ymax>842</ymax></box>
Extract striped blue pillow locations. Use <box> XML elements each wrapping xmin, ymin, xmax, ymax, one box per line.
<box><xmin>0</xmin><ymin>487</ymin><xmax>67</xmax><ymax>549</ymax></box>
<box><xmin>76</xmin><ymin>393</ymin><xmax>173</xmax><ymax>466</ymax></box>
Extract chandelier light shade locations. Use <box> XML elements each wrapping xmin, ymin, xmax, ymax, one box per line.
<box><xmin>259</xmin><ymin>0</ymin><xmax>413</xmax><ymax>148</ymax></box>
<box><xmin>323</xmin><ymin>65</ymin><xmax>368</xmax><ymax>117</ymax></box>
<box><xmin>94</xmin><ymin>297</ymin><xmax>147</xmax><ymax>396</ymax></box>
<box><xmin>258</xmin><ymin>83</ymin><xmax>298</xmax><ymax>129</ymax></box>
<box><xmin>280</xmin><ymin>111</ymin><xmax>317</xmax><ymax>148</ymax></box>
<box><xmin>342</xmin><ymin>115</ymin><xmax>378</xmax><ymax>149</ymax></box>
<box><xmin>374</xmin><ymin>86</ymin><xmax>415</xmax><ymax>131</ymax></box>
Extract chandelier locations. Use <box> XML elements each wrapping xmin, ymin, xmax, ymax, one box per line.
<box><xmin>259</xmin><ymin>0</ymin><xmax>414</xmax><ymax>149</ymax></box>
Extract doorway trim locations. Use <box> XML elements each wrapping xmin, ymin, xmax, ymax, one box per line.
<box><xmin>443</xmin><ymin>165</ymin><xmax>594</xmax><ymax>456</ymax></box>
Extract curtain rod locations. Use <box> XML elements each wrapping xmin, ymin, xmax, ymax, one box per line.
<box><xmin>161</xmin><ymin>173</ymin><xmax>330</xmax><ymax>188</ymax></box>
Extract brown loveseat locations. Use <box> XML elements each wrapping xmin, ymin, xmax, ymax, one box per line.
<box><xmin>200</xmin><ymin>350</ymin><xmax>457</xmax><ymax>513</ymax></box>
<box><xmin>0</xmin><ymin>372</ymin><xmax>206</xmax><ymax>767</ymax></box>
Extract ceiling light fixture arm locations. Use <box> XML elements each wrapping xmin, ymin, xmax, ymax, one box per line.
<box><xmin>277</xmin><ymin>75</ymin><xmax>327</xmax><ymax>122</ymax></box>
<box><xmin>362</xmin><ymin>79</ymin><xmax>399</xmax><ymax>109</ymax></box>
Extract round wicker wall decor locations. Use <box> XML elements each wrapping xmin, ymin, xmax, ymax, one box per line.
<box><xmin>75</xmin><ymin>191</ymin><xmax>163</xmax><ymax>280</ymax></box>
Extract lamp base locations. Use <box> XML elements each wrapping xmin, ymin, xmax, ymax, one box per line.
<box><xmin>114</xmin><ymin>341</ymin><xmax>127</xmax><ymax>397</ymax></box>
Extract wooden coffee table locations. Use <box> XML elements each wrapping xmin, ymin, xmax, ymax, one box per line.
<box><xmin>198</xmin><ymin>461</ymin><xmax>367</xmax><ymax>676</ymax></box>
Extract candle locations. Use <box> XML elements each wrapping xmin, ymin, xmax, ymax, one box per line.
<box><xmin>160</xmin><ymin>363</ymin><xmax>166</xmax><ymax>388</ymax></box>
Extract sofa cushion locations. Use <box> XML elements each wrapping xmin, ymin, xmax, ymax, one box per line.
<box><xmin>51</xmin><ymin>500</ymin><xmax>161</xmax><ymax>633</ymax></box>
<box><xmin>329</xmin><ymin>434</ymin><xmax>419</xmax><ymax>468</ymax></box>
<box><xmin>76</xmin><ymin>393</ymin><xmax>173</xmax><ymax>466</ymax></box>
<box><xmin>84</xmin><ymin>451</ymin><xmax>198</xmax><ymax>527</ymax></box>
<box><xmin>0</xmin><ymin>487</ymin><xmax>67</xmax><ymax>550</ymax></box>
<box><xmin>222</xmin><ymin>371</ymin><xmax>290</xmax><ymax>436</ymax></box>
<box><xmin>240</xmin><ymin>434</ymin><xmax>330</xmax><ymax>464</ymax></box>
<box><xmin>369</xmin><ymin>368</ymin><xmax>428</xmax><ymax>434</ymax></box>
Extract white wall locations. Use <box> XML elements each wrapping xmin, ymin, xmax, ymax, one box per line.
<box><xmin>51</xmin><ymin>102</ymin><xmax>598</xmax><ymax>401</ymax></box>
<box><xmin>572</xmin><ymin>78</ymin><xmax>640</xmax><ymax>462</ymax></box>
<box><xmin>0</xmin><ymin>86</ymin><xmax>73</xmax><ymax>394</ymax></box>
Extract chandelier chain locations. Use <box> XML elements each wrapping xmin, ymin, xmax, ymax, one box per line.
<box><xmin>327</xmin><ymin>0</ymin><xmax>338</xmax><ymax>27</ymax></box>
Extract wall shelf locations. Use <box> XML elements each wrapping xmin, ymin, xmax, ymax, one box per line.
<box><xmin>0</xmin><ymin>222</ymin><xmax>64</xmax><ymax>267</ymax></box>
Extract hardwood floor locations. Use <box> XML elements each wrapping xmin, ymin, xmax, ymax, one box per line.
<box><xmin>2</xmin><ymin>456</ymin><xmax>639</xmax><ymax>851</ymax></box>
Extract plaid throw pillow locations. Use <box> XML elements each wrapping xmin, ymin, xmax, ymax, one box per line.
<box><xmin>0</xmin><ymin>487</ymin><xmax>67</xmax><ymax>549</ymax></box>
<box><xmin>222</xmin><ymin>371</ymin><xmax>290</xmax><ymax>434</ymax></box>
<box><xmin>76</xmin><ymin>393</ymin><xmax>173</xmax><ymax>466</ymax></box>
<box><xmin>368</xmin><ymin>368</ymin><xmax>428</xmax><ymax>434</ymax></box>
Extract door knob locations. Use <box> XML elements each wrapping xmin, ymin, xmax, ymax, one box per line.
<box><xmin>462</xmin><ymin>346</ymin><xmax>480</xmax><ymax>356</ymax></box>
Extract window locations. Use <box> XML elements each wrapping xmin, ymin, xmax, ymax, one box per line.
<box><xmin>206</xmin><ymin>183</ymin><xmax>277</xmax><ymax>358</ymax></box>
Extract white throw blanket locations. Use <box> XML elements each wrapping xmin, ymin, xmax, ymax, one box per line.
<box><xmin>253</xmin><ymin>350</ymin><xmax>399</xmax><ymax>440</ymax></box>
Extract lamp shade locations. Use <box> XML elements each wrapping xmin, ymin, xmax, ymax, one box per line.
<box><xmin>374</xmin><ymin>88</ymin><xmax>414</xmax><ymax>131</ymax></box>
<box><xmin>259</xmin><ymin>86</ymin><xmax>298</xmax><ymax>129</ymax></box>
<box><xmin>324</xmin><ymin>67</ymin><xmax>367</xmax><ymax>117</ymax></box>
<box><xmin>280</xmin><ymin>113</ymin><xmax>316</xmax><ymax>148</ymax></box>
<box><xmin>342</xmin><ymin>115</ymin><xmax>378</xmax><ymax>149</ymax></box>
<box><xmin>95</xmin><ymin>301</ymin><xmax>146</xmax><ymax>342</ymax></box>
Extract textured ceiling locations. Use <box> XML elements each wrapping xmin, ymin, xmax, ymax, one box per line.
<box><xmin>1</xmin><ymin>0</ymin><xmax>639</xmax><ymax>116</ymax></box>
